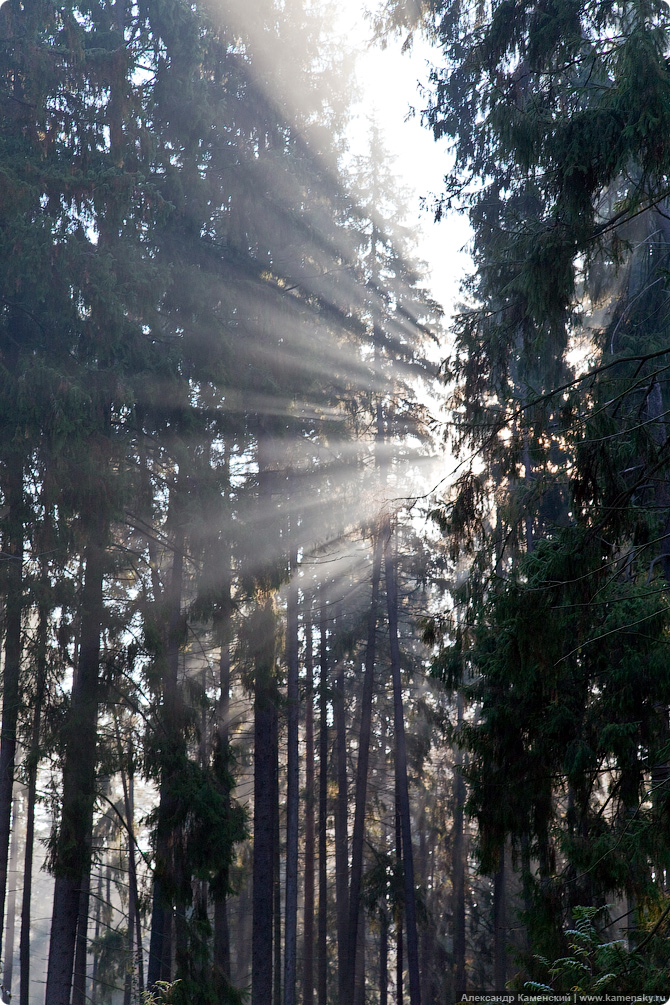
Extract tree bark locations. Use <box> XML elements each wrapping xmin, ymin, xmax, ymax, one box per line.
<box><xmin>317</xmin><ymin>592</ymin><xmax>328</xmax><ymax>1005</ymax></box>
<box><xmin>345</xmin><ymin>531</ymin><xmax>382</xmax><ymax>999</ymax></box>
<box><xmin>333</xmin><ymin>601</ymin><xmax>349</xmax><ymax>1005</ymax></box>
<box><xmin>213</xmin><ymin>898</ymin><xmax>230</xmax><ymax>985</ymax></box>
<box><xmin>71</xmin><ymin>862</ymin><xmax>91</xmax><ymax>1005</ymax></box>
<box><xmin>213</xmin><ymin>631</ymin><xmax>232</xmax><ymax>983</ymax></box>
<box><xmin>418</xmin><ymin>806</ymin><xmax>428</xmax><ymax>1005</ymax></box>
<box><xmin>46</xmin><ymin>517</ymin><xmax>106</xmax><ymax>1005</ymax></box>
<box><xmin>283</xmin><ymin>542</ymin><xmax>299</xmax><ymax>1005</ymax></box>
<box><xmin>252</xmin><ymin>596</ymin><xmax>277</xmax><ymax>1005</ymax></box>
<box><xmin>493</xmin><ymin>844</ymin><xmax>507</xmax><ymax>995</ymax></box>
<box><xmin>395</xmin><ymin>779</ymin><xmax>403</xmax><ymax>1005</ymax></box>
<box><xmin>2</xmin><ymin>788</ymin><xmax>20</xmax><ymax>995</ymax></box>
<box><xmin>148</xmin><ymin>519</ymin><xmax>186</xmax><ymax>989</ymax></box>
<box><xmin>253</xmin><ymin>425</ymin><xmax>280</xmax><ymax>1005</ymax></box>
<box><xmin>147</xmin><ymin>881</ymin><xmax>170</xmax><ymax>987</ymax></box>
<box><xmin>20</xmin><ymin>565</ymin><xmax>49</xmax><ymax>1005</ymax></box>
<box><xmin>235</xmin><ymin>864</ymin><xmax>252</xmax><ymax>986</ymax></box>
<box><xmin>91</xmin><ymin>867</ymin><xmax>103</xmax><ymax>1004</ymax></box>
<box><xmin>213</xmin><ymin>476</ymin><xmax>233</xmax><ymax>986</ymax></box>
<box><xmin>354</xmin><ymin>904</ymin><xmax>366</xmax><ymax>1005</ymax></box>
<box><xmin>453</xmin><ymin>691</ymin><xmax>467</xmax><ymax>1000</ymax></box>
<box><xmin>385</xmin><ymin>527</ymin><xmax>421</xmax><ymax>1005</ymax></box>
<box><xmin>116</xmin><ymin>724</ymin><xmax>143</xmax><ymax>1003</ymax></box>
<box><xmin>302</xmin><ymin>608</ymin><xmax>315</xmax><ymax>1005</ymax></box>
<box><xmin>379</xmin><ymin>911</ymin><xmax>389</xmax><ymax>1005</ymax></box>
<box><xmin>272</xmin><ymin>683</ymin><xmax>281</xmax><ymax>1005</ymax></box>
<box><xmin>0</xmin><ymin>459</ymin><xmax>23</xmax><ymax>966</ymax></box>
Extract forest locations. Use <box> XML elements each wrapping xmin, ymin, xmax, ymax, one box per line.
<box><xmin>1</xmin><ymin>0</ymin><xmax>670</xmax><ymax>1003</ymax></box>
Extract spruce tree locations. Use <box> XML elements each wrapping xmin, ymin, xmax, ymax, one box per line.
<box><xmin>415</xmin><ymin>0</ymin><xmax>670</xmax><ymax>973</ymax></box>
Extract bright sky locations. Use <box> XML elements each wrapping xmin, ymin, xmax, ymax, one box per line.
<box><xmin>334</xmin><ymin>6</ymin><xmax>467</xmax><ymax>491</ymax></box>
<box><xmin>337</xmin><ymin>6</ymin><xmax>472</xmax><ymax>316</ymax></box>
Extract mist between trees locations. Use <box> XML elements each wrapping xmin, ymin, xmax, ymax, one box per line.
<box><xmin>3</xmin><ymin>0</ymin><xmax>670</xmax><ymax>1003</ymax></box>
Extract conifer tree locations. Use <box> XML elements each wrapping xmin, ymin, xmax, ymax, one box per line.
<box><xmin>410</xmin><ymin>0</ymin><xmax>670</xmax><ymax>975</ymax></box>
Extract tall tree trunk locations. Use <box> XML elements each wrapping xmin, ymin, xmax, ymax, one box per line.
<box><xmin>148</xmin><ymin>519</ymin><xmax>185</xmax><ymax>988</ymax></box>
<box><xmin>130</xmin><ymin>772</ymin><xmax>144</xmax><ymax>1001</ymax></box>
<box><xmin>91</xmin><ymin>868</ymin><xmax>103</xmax><ymax>1005</ymax></box>
<box><xmin>0</xmin><ymin>459</ymin><xmax>23</xmax><ymax>966</ymax></box>
<box><xmin>345</xmin><ymin>531</ymin><xmax>382</xmax><ymax>999</ymax></box>
<box><xmin>385</xmin><ymin>527</ymin><xmax>421</xmax><ymax>1005</ymax></box>
<box><xmin>18</xmin><ymin>780</ymin><xmax>34</xmax><ymax>1005</ymax></box>
<box><xmin>213</xmin><ymin>627</ymin><xmax>232</xmax><ymax>983</ymax></box>
<box><xmin>453</xmin><ymin>691</ymin><xmax>467</xmax><ymax>1000</ymax></box>
<box><xmin>213</xmin><ymin>463</ymin><xmax>233</xmax><ymax>986</ymax></box>
<box><xmin>147</xmin><ymin>870</ymin><xmax>170</xmax><ymax>986</ymax></box>
<box><xmin>333</xmin><ymin>601</ymin><xmax>349</xmax><ymax>1005</ymax></box>
<box><xmin>3</xmin><ymin>788</ymin><xmax>20</xmax><ymax>995</ymax></box>
<box><xmin>395</xmin><ymin>779</ymin><xmax>403</xmax><ymax>1005</ymax></box>
<box><xmin>46</xmin><ymin>516</ymin><xmax>106</xmax><ymax>1005</ymax></box>
<box><xmin>116</xmin><ymin>724</ymin><xmax>143</xmax><ymax>1003</ymax></box>
<box><xmin>20</xmin><ymin>563</ymin><xmax>49</xmax><ymax>1005</ymax></box>
<box><xmin>174</xmin><ymin>901</ymin><xmax>188</xmax><ymax>992</ymax></box>
<box><xmin>283</xmin><ymin>542</ymin><xmax>299</xmax><ymax>1005</ymax></box>
<box><xmin>354</xmin><ymin>904</ymin><xmax>366</xmax><ymax>1005</ymax></box>
<box><xmin>272</xmin><ymin>693</ymin><xmax>281</xmax><ymax>1005</ymax></box>
<box><xmin>213</xmin><ymin>897</ymin><xmax>230</xmax><ymax>984</ymax></box>
<box><xmin>493</xmin><ymin>844</ymin><xmax>507</xmax><ymax>995</ymax></box>
<box><xmin>137</xmin><ymin>420</ymin><xmax>164</xmax><ymax>607</ymax></box>
<box><xmin>234</xmin><ymin>867</ymin><xmax>252</xmax><ymax>986</ymax></box>
<box><xmin>132</xmin><ymin>761</ymin><xmax>144</xmax><ymax>999</ymax></box>
<box><xmin>317</xmin><ymin>592</ymin><xmax>328</xmax><ymax>1005</ymax></box>
<box><xmin>418</xmin><ymin>806</ymin><xmax>428</xmax><ymax>1005</ymax></box>
<box><xmin>302</xmin><ymin>609</ymin><xmax>315</xmax><ymax>1005</ymax></box>
<box><xmin>491</xmin><ymin>506</ymin><xmax>508</xmax><ymax>997</ymax></box>
<box><xmin>71</xmin><ymin>862</ymin><xmax>91</xmax><ymax>1005</ymax></box>
<box><xmin>379</xmin><ymin>912</ymin><xmax>389</xmax><ymax>1005</ymax></box>
<box><xmin>252</xmin><ymin>596</ymin><xmax>277</xmax><ymax>1005</ymax></box>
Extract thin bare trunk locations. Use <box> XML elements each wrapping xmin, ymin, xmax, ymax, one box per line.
<box><xmin>46</xmin><ymin>517</ymin><xmax>106</xmax><ymax>1005</ymax></box>
<box><xmin>148</xmin><ymin>519</ymin><xmax>185</xmax><ymax>989</ymax></box>
<box><xmin>345</xmin><ymin>532</ymin><xmax>382</xmax><ymax>999</ymax></box>
<box><xmin>317</xmin><ymin>594</ymin><xmax>328</xmax><ymax>1005</ymax></box>
<box><xmin>334</xmin><ymin>601</ymin><xmax>348</xmax><ymax>1004</ymax></box>
<box><xmin>385</xmin><ymin>528</ymin><xmax>421</xmax><ymax>1005</ymax></box>
<box><xmin>380</xmin><ymin>913</ymin><xmax>389</xmax><ymax>1005</ymax></box>
<box><xmin>302</xmin><ymin>611</ymin><xmax>315</xmax><ymax>1005</ymax></box>
<box><xmin>19</xmin><ymin>777</ymin><xmax>35</xmax><ymax>1005</ymax></box>
<box><xmin>214</xmin><ymin>618</ymin><xmax>232</xmax><ymax>981</ymax></box>
<box><xmin>418</xmin><ymin>808</ymin><xmax>428</xmax><ymax>1005</ymax></box>
<box><xmin>284</xmin><ymin>541</ymin><xmax>299</xmax><ymax>1005</ymax></box>
<box><xmin>272</xmin><ymin>690</ymin><xmax>281</xmax><ymax>1005</ymax></box>
<box><xmin>0</xmin><ymin>460</ymin><xmax>23</xmax><ymax>965</ymax></box>
<box><xmin>252</xmin><ymin>597</ymin><xmax>277</xmax><ymax>1005</ymax></box>
<box><xmin>493</xmin><ymin>844</ymin><xmax>507</xmax><ymax>995</ymax></box>
<box><xmin>20</xmin><ymin>570</ymin><xmax>48</xmax><ymax>1005</ymax></box>
<box><xmin>353</xmin><ymin>905</ymin><xmax>366</xmax><ymax>1005</ymax></box>
<box><xmin>453</xmin><ymin>692</ymin><xmax>467</xmax><ymax>1000</ymax></box>
<box><xmin>213</xmin><ymin>474</ymin><xmax>232</xmax><ymax>984</ymax></box>
<box><xmin>117</xmin><ymin>725</ymin><xmax>143</xmax><ymax>1002</ymax></box>
<box><xmin>395</xmin><ymin>781</ymin><xmax>403</xmax><ymax>1005</ymax></box>
<box><xmin>3</xmin><ymin>788</ymin><xmax>20</xmax><ymax>994</ymax></box>
<box><xmin>213</xmin><ymin>895</ymin><xmax>230</xmax><ymax>982</ymax></box>
<box><xmin>151</xmin><ymin>501</ymin><xmax>187</xmax><ymax>984</ymax></box>
<box><xmin>91</xmin><ymin>869</ymin><xmax>103</xmax><ymax>1004</ymax></box>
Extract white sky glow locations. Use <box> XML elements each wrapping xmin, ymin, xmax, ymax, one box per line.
<box><xmin>337</xmin><ymin>4</ymin><xmax>471</xmax><ymax>314</ymax></box>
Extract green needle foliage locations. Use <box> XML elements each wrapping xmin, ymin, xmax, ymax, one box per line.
<box><xmin>403</xmin><ymin>0</ymin><xmax>670</xmax><ymax>976</ymax></box>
